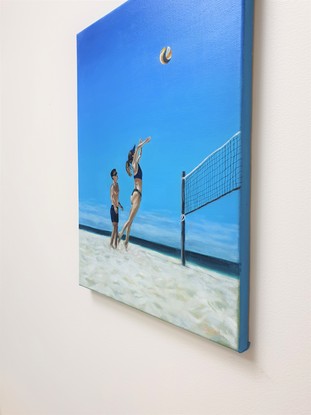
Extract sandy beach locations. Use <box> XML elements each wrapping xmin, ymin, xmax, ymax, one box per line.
<box><xmin>79</xmin><ymin>229</ymin><xmax>240</xmax><ymax>350</ymax></box>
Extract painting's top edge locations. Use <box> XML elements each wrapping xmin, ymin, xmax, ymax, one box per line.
<box><xmin>77</xmin><ymin>0</ymin><xmax>131</xmax><ymax>37</ymax></box>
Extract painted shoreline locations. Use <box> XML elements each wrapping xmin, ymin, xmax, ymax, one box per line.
<box><xmin>79</xmin><ymin>228</ymin><xmax>240</xmax><ymax>350</ymax></box>
<box><xmin>79</xmin><ymin>224</ymin><xmax>240</xmax><ymax>277</ymax></box>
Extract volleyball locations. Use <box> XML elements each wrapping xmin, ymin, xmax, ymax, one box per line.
<box><xmin>159</xmin><ymin>46</ymin><xmax>172</xmax><ymax>64</ymax></box>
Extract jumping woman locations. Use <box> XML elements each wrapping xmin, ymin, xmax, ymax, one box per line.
<box><xmin>118</xmin><ymin>136</ymin><xmax>151</xmax><ymax>249</ymax></box>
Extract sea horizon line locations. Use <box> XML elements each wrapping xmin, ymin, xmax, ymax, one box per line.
<box><xmin>79</xmin><ymin>224</ymin><xmax>240</xmax><ymax>278</ymax></box>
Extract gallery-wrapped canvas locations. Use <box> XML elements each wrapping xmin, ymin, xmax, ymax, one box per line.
<box><xmin>77</xmin><ymin>0</ymin><xmax>254</xmax><ymax>352</ymax></box>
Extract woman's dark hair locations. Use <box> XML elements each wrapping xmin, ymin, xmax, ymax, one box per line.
<box><xmin>125</xmin><ymin>151</ymin><xmax>134</xmax><ymax>176</ymax></box>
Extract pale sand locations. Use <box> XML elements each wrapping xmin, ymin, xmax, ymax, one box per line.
<box><xmin>79</xmin><ymin>229</ymin><xmax>240</xmax><ymax>350</ymax></box>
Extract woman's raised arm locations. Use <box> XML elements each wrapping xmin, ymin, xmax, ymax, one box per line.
<box><xmin>136</xmin><ymin>136</ymin><xmax>151</xmax><ymax>151</ymax></box>
<box><xmin>133</xmin><ymin>136</ymin><xmax>151</xmax><ymax>164</ymax></box>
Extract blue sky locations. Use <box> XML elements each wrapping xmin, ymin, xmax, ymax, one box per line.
<box><xmin>77</xmin><ymin>0</ymin><xmax>243</xmax><ymax>262</ymax></box>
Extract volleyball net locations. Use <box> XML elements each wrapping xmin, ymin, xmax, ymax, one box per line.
<box><xmin>181</xmin><ymin>131</ymin><xmax>242</xmax><ymax>265</ymax></box>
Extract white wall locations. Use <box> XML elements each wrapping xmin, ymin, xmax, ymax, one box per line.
<box><xmin>1</xmin><ymin>1</ymin><xmax>310</xmax><ymax>414</ymax></box>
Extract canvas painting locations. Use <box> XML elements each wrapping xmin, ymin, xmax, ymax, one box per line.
<box><xmin>77</xmin><ymin>0</ymin><xmax>254</xmax><ymax>352</ymax></box>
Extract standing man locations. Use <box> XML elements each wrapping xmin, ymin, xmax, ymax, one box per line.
<box><xmin>110</xmin><ymin>168</ymin><xmax>123</xmax><ymax>248</ymax></box>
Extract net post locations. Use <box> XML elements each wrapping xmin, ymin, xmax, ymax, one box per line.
<box><xmin>181</xmin><ymin>171</ymin><xmax>186</xmax><ymax>266</ymax></box>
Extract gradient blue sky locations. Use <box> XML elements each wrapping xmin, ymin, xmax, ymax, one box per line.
<box><xmin>77</xmin><ymin>0</ymin><xmax>243</xmax><ymax>261</ymax></box>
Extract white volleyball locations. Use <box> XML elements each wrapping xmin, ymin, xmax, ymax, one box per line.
<box><xmin>159</xmin><ymin>46</ymin><xmax>172</xmax><ymax>64</ymax></box>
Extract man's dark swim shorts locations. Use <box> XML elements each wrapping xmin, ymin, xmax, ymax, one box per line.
<box><xmin>110</xmin><ymin>205</ymin><xmax>119</xmax><ymax>223</ymax></box>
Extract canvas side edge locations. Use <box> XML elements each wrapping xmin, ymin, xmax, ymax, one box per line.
<box><xmin>238</xmin><ymin>0</ymin><xmax>255</xmax><ymax>353</ymax></box>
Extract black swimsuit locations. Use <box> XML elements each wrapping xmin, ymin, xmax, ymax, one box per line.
<box><xmin>132</xmin><ymin>188</ymin><xmax>142</xmax><ymax>198</ymax></box>
<box><xmin>110</xmin><ymin>205</ymin><xmax>119</xmax><ymax>223</ymax></box>
<box><xmin>132</xmin><ymin>164</ymin><xmax>142</xmax><ymax>198</ymax></box>
<box><xmin>133</xmin><ymin>164</ymin><xmax>142</xmax><ymax>180</ymax></box>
